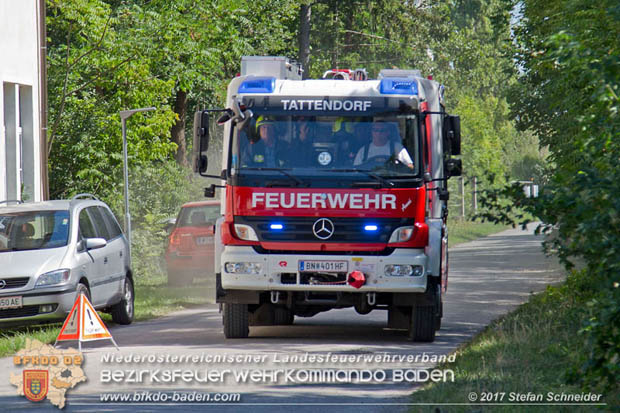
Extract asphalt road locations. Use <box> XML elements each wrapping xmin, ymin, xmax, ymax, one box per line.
<box><xmin>0</xmin><ymin>224</ymin><xmax>563</xmax><ymax>412</ymax></box>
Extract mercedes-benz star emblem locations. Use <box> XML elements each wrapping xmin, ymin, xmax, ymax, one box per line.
<box><xmin>313</xmin><ymin>218</ymin><xmax>335</xmax><ymax>240</ymax></box>
<box><xmin>0</xmin><ymin>280</ymin><xmax>6</xmax><ymax>289</ymax></box>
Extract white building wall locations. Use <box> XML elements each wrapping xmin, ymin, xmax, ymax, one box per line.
<box><xmin>0</xmin><ymin>0</ymin><xmax>43</xmax><ymax>202</ymax></box>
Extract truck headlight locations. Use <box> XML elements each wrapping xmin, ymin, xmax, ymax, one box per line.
<box><xmin>384</xmin><ymin>264</ymin><xmax>424</xmax><ymax>277</ymax></box>
<box><xmin>35</xmin><ymin>269</ymin><xmax>71</xmax><ymax>288</ymax></box>
<box><xmin>388</xmin><ymin>226</ymin><xmax>414</xmax><ymax>243</ymax></box>
<box><xmin>224</xmin><ymin>262</ymin><xmax>262</xmax><ymax>275</ymax></box>
<box><xmin>234</xmin><ymin>224</ymin><xmax>259</xmax><ymax>241</ymax></box>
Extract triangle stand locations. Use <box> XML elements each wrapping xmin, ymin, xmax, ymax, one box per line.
<box><xmin>54</xmin><ymin>293</ymin><xmax>119</xmax><ymax>351</ymax></box>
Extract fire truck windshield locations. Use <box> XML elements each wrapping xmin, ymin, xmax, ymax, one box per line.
<box><xmin>232</xmin><ymin>114</ymin><xmax>420</xmax><ymax>186</ymax></box>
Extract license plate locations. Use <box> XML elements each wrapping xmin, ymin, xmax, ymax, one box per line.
<box><xmin>299</xmin><ymin>260</ymin><xmax>348</xmax><ymax>273</ymax></box>
<box><xmin>0</xmin><ymin>296</ymin><xmax>22</xmax><ymax>309</ymax></box>
<box><xmin>195</xmin><ymin>236</ymin><xmax>211</xmax><ymax>245</ymax></box>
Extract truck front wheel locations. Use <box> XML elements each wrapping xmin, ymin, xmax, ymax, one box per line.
<box><xmin>223</xmin><ymin>303</ymin><xmax>249</xmax><ymax>338</ymax></box>
<box><xmin>434</xmin><ymin>283</ymin><xmax>443</xmax><ymax>331</ymax></box>
<box><xmin>408</xmin><ymin>304</ymin><xmax>436</xmax><ymax>342</ymax></box>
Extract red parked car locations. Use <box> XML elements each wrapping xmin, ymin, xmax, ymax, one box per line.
<box><xmin>165</xmin><ymin>201</ymin><xmax>220</xmax><ymax>286</ymax></box>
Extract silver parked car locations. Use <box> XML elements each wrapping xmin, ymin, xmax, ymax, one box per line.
<box><xmin>0</xmin><ymin>194</ymin><xmax>134</xmax><ymax>326</ymax></box>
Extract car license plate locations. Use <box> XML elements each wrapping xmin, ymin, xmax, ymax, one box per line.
<box><xmin>195</xmin><ymin>236</ymin><xmax>210</xmax><ymax>245</ymax></box>
<box><xmin>299</xmin><ymin>260</ymin><xmax>348</xmax><ymax>273</ymax></box>
<box><xmin>0</xmin><ymin>296</ymin><xmax>22</xmax><ymax>309</ymax></box>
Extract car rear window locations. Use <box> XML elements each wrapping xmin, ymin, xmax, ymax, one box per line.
<box><xmin>79</xmin><ymin>209</ymin><xmax>98</xmax><ymax>239</ymax></box>
<box><xmin>177</xmin><ymin>205</ymin><xmax>220</xmax><ymax>227</ymax></box>
<box><xmin>87</xmin><ymin>206</ymin><xmax>112</xmax><ymax>241</ymax></box>
<box><xmin>99</xmin><ymin>207</ymin><xmax>123</xmax><ymax>239</ymax></box>
<box><xmin>0</xmin><ymin>210</ymin><xmax>70</xmax><ymax>251</ymax></box>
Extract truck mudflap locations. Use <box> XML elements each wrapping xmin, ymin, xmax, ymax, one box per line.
<box><xmin>220</xmin><ymin>245</ymin><xmax>429</xmax><ymax>293</ymax></box>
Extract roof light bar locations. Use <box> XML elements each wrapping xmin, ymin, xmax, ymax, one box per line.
<box><xmin>379</xmin><ymin>78</ymin><xmax>418</xmax><ymax>95</ymax></box>
<box><xmin>238</xmin><ymin>77</ymin><xmax>276</xmax><ymax>94</ymax></box>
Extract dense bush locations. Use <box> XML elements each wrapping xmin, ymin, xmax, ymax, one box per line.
<box><xmin>480</xmin><ymin>0</ymin><xmax>620</xmax><ymax>393</ymax></box>
<box><xmin>107</xmin><ymin>161</ymin><xmax>205</xmax><ymax>285</ymax></box>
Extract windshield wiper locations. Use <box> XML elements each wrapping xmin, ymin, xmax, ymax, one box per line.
<box><xmin>321</xmin><ymin>168</ymin><xmax>395</xmax><ymax>188</ymax></box>
<box><xmin>241</xmin><ymin>168</ymin><xmax>304</xmax><ymax>187</ymax></box>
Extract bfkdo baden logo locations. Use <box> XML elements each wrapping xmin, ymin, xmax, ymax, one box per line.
<box><xmin>10</xmin><ymin>339</ymin><xmax>86</xmax><ymax>409</ymax></box>
<box><xmin>23</xmin><ymin>370</ymin><xmax>49</xmax><ymax>402</ymax></box>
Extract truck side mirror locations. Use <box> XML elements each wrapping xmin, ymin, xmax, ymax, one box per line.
<box><xmin>438</xmin><ymin>188</ymin><xmax>450</xmax><ymax>201</ymax></box>
<box><xmin>217</xmin><ymin>110</ymin><xmax>232</xmax><ymax>125</ymax></box>
<box><xmin>193</xmin><ymin>110</ymin><xmax>210</xmax><ymax>174</ymax></box>
<box><xmin>204</xmin><ymin>184</ymin><xmax>216</xmax><ymax>198</ymax></box>
<box><xmin>443</xmin><ymin>115</ymin><xmax>461</xmax><ymax>156</ymax></box>
<box><xmin>445</xmin><ymin>158</ymin><xmax>462</xmax><ymax>177</ymax></box>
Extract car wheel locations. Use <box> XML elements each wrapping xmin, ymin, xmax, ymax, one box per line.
<box><xmin>76</xmin><ymin>282</ymin><xmax>91</xmax><ymax>302</ymax></box>
<box><xmin>111</xmin><ymin>277</ymin><xmax>134</xmax><ymax>325</ymax></box>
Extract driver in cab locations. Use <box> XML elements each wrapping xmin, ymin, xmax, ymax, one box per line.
<box><xmin>353</xmin><ymin>121</ymin><xmax>414</xmax><ymax>169</ymax></box>
<box><xmin>241</xmin><ymin>116</ymin><xmax>287</xmax><ymax>168</ymax></box>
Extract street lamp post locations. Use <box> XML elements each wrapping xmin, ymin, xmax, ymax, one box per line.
<box><xmin>120</xmin><ymin>107</ymin><xmax>155</xmax><ymax>260</ymax></box>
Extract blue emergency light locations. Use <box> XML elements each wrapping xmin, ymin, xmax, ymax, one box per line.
<box><xmin>379</xmin><ymin>78</ymin><xmax>418</xmax><ymax>95</ymax></box>
<box><xmin>364</xmin><ymin>224</ymin><xmax>379</xmax><ymax>232</ymax></box>
<box><xmin>238</xmin><ymin>77</ymin><xmax>276</xmax><ymax>94</ymax></box>
<box><xmin>270</xmin><ymin>223</ymin><xmax>284</xmax><ymax>230</ymax></box>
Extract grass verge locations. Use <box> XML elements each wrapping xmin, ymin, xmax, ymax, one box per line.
<box><xmin>449</xmin><ymin>218</ymin><xmax>508</xmax><ymax>246</ymax></box>
<box><xmin>0</xmin><ymin>279</ymin><xmax>213</xmax><ymax>358</ymax></box>
<box><xmin>409</xmin><ymin>271</ymin><xmax>619</xmax><ymax>412</ymax></box>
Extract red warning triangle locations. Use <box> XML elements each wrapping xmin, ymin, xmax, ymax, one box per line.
<box><xmin>55</xmin><ymin>294</ymin><xmax>118</xmax><ymax>349</ymax></box>
<box><xmin>80</xmin><ymin>297</ymin><xmax>112</xmax><ymax>341</ymax></box>
<box><xmin>56</xmin><ymin>296</ymin><xmax>81</xmax><ymax>341</ymax></box>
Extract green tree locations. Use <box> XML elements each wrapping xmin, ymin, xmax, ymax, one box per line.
<box><xmin>298</xmin><ymin>0</ymin><xmax>536</xmax><ymax>217</ymax></box>
<box><xmin>47</xmin><ymin>0</ymin><xmax>301</xmax><ymax>198</ymax></box>
<box><xmin>114</xmin><ymin>0</ymin><xmax>299</xmax><ymax>167</ymax></box>
<box><xmin>508</xmin><ymin>0</ymin><xmax>620</xmax><ymax>390</ymax></box>
<box><xmin>47</xmin><ymin>0</ymin><xmax>177</xmax><ymax>200</ymax></box>
<box><xmin>306</xmin><ymin>0</ymin><xmax>450</xmax><ymax>78</ymax></box>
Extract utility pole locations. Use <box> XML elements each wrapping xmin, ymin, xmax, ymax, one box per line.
<box><xmin>460</xmin><ymin>176</ymin><xmax>465</xmax><ymax>218</ymax></box>
<box><xmin>473</xmin><ymin>176</ymin><xmax>478</xmax><ymax>212</ymax></box>
<box><xmin>299</xmin><ymin>3</ymin><xmax>311</xmax><ymax>78</ymax></box>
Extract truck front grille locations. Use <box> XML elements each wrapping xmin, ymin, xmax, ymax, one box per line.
<box><xmin>277</xmin><ymin>272</ymin><xmax>349</xmax><ymax>286</ymax></box>
<box><xmin>300</xmin><ymin>272</ymin><xmax>347</xmax><ymax>285</ymax></box>
<box><xmin>236</xmin><ymin>216</ymin><xmax>408</xmax><ymax>243</ymax></box>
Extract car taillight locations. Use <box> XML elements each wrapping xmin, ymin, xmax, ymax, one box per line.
<box><xmin>169</xmin><ymin>232</ymin><xmax>181</xmax><ymax>246</ymax></box>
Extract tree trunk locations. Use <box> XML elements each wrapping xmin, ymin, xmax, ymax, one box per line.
<box><xmin>171</xmin><ymin>89</ymin><xmax>188</xmax><ymax>167</ymax></box>
<box><xmin>299</xmin><ymin>4</ymin><xmax>311</xmax><ymax>79</ymax></box>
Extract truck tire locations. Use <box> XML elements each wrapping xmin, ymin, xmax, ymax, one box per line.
<box><xmin>435</xmin><ymin>297</ymin><xmax>443</xmax><ymax>331</ymax></box>
<box><xmin>274</xmin><ymin>307</ymin><xmax>294</xmax><ymax>325</ymax></box>
<box><xmin>434</xmin><ymin>283</ymin><xmax>443</xmax><ymax>331</ymax></box>
<box><xmin>408</xmin><ymin>305</ymin><xmax>436</xmax><ymax>342</ymax></box>
<box><xmin>223</xmin><ymin>303</ymin><xmax>249</xmax><ymax>338</ymax></box>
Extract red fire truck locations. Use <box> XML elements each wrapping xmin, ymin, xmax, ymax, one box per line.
<box><xmin>194</xmin><ymin>56</ymin><xmax>461</xmax><ymax>341</ymax></box>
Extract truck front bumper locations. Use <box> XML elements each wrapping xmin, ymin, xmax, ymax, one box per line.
<box><xmin>220</xmin><ymin>246</ymin><xmax>428</xmax><ymax>293</ymax></box>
